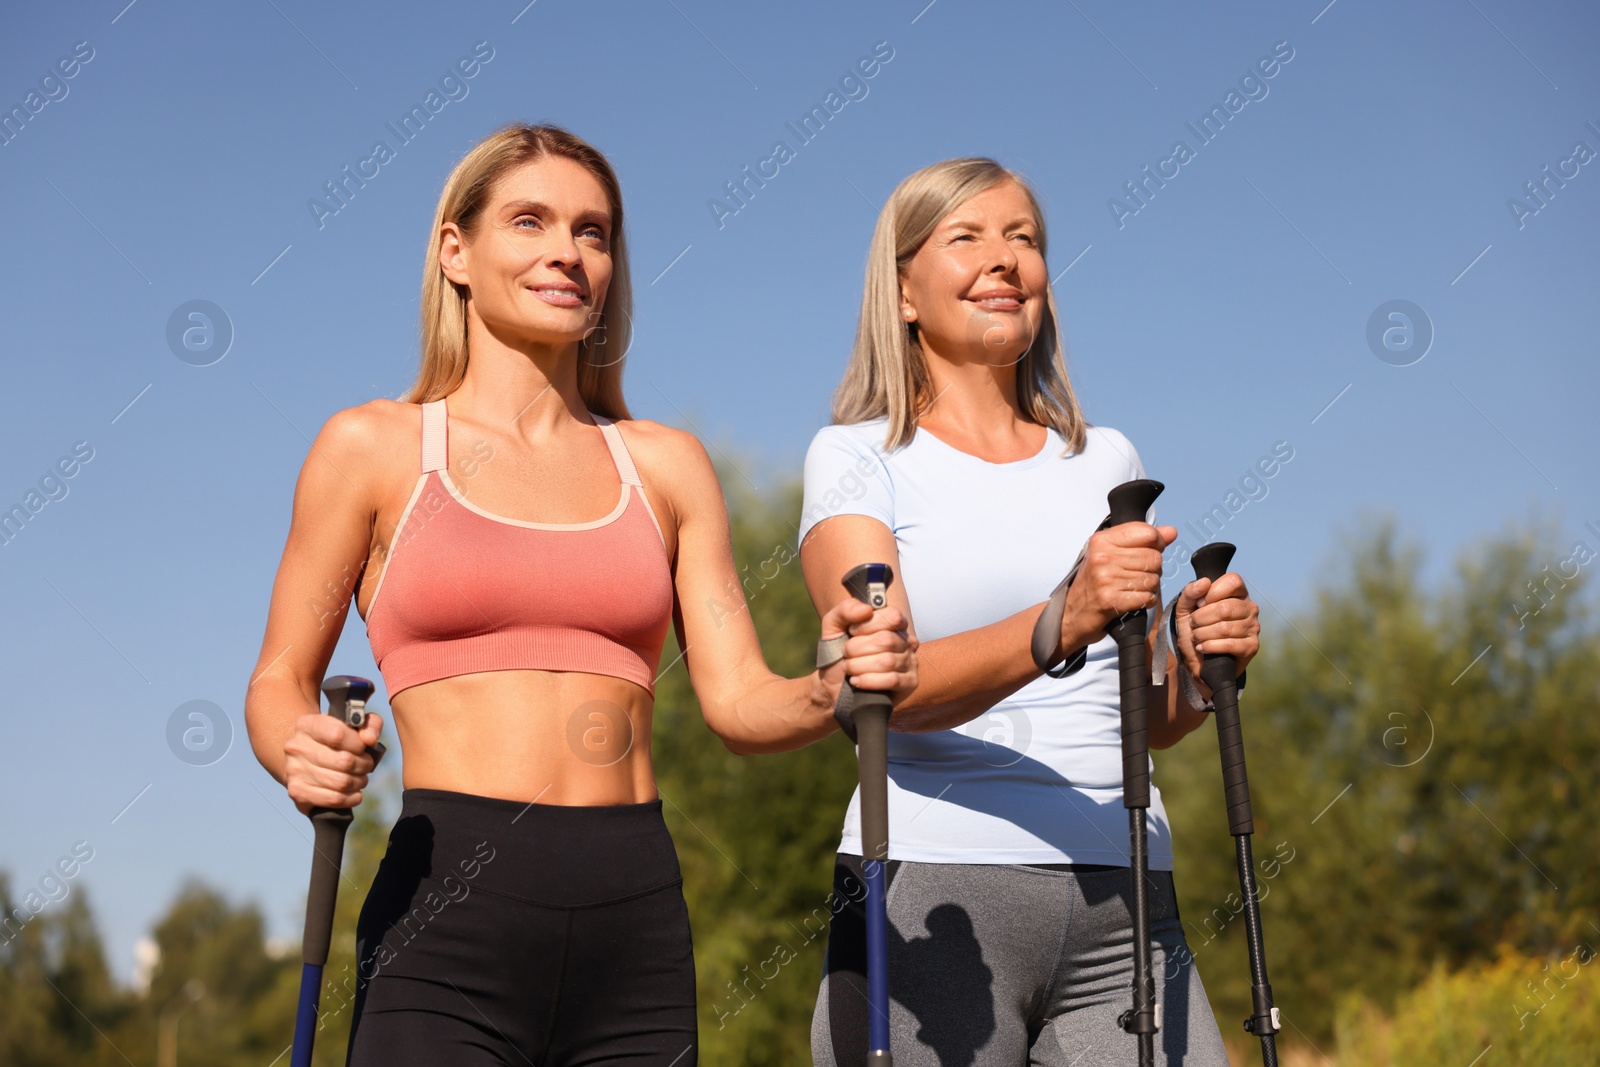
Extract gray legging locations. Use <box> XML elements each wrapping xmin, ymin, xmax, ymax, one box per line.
<box><xmin>811</xmin><ymin>855</ymin><xmax>1230</xmax><ymax>1066</ymax></box>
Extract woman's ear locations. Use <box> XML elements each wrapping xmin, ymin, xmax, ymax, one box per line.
<box><xmin>438</xmin><ymin>221</ymin><xmax>470</xmax><ymax>287</ymax></box>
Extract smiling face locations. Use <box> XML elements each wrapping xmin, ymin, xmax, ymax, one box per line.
<box><xmin>898</xmin><ymin>179</ymin><xmax>1048</xmax><ymax>366</ymax></box>
<box><xmin>440</xmin><ymin>154</ymin><xmax>615</xmax><ymax>350</ymax></box>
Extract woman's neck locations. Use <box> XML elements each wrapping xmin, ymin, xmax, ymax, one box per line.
<box><xmin>452</xmin><ymin>329</ymin><xmax>591</xmax><ymax>433</ymax></box>
<box><xmin>916</xmin><ymin>345</ymin><xmax>1028</xmax><ymax>437</ymax></box>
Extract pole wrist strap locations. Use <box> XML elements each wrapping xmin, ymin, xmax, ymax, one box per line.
<box><xmin>817</xmin><ymin>635</ymin><xmax>848</xmax><ymax>669</ymax></box>
<box><xmin>1032</xmin><ymin>544</ymin><xmax>1092</xmax><ymax>678</ymax></box>
<box><xmin>818</xmin><ymin>635</ymin><xmax>861</xmax><ymax>742</ymax></box>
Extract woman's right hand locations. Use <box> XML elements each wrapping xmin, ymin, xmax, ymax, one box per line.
<box><xmin>1060</xmin><ymin>520</ymin><xmax>1177</xmax><ymax>654</ymax></box>
<box><xmin>283</xmin><ymin>711</ymin><xmax>385</xmax><ymax>816</ymax></box>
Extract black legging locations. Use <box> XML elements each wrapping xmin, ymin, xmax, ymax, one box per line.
<box><xmin>345</xmin><ymin>788</ymin><xmax>697</xmax><ymax>1065</ymax></box>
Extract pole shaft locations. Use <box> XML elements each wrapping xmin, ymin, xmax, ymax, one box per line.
<box><xmin>1130</xmin><ymin>809</ymin><xmax>1156</xmax><ymax>1067</ymax></box>
<box><xmin>293</xmin><ymin>808</ymin><xmax>352</xmax><ymax>1066</ymax></box>
<box><xmin>1236</xmin><ymin>836</ymin><xmax>1279</xmax><ymax>1065</ymax></box>
<box><xmin>291</xmin><ymin>962</ymin><xmax>322</xmax><ymax>1067</ymax></box>
<box><xmin>855</xmin><ymin>701</ymin><xmax>893</xmax><ymax>1059</ymax></box>
<box><xmin>864</xmin><ymin>859</ymin><xmax>891</xmax><ymax>1055</ymax></box>
<box><xmin>1111</xmin><ymin>613</ymin><xmax>1157</xmax><ymax>1067</ymax></box>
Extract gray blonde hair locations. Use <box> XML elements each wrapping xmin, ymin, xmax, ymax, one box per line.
<box><xmin>401</xmin><ymin>122</ymin><xmax>633</xmax><ymax>419</ymax></box>
<box><xmin>831</xmin><ymin>157</ymin><xmax>1086</xmax><ymax>453</ymax></box>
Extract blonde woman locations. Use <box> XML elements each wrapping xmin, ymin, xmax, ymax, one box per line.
<box><xmin>799</xmin><ymin>158</ymin><xmax>1258</xmax><ymax>1065</ymax></box>
<box><xmin>243</xmin><ymin>123</ymin><xmax>916</xmax><ymax>1065</ymax></box>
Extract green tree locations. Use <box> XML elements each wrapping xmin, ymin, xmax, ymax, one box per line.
<box><xmin>0</xmin><ymin>768</ymin><xmax>397</xmax><ymax>1066</ymax></box>
<box><xmin>0</xmin><ymin>877</ymin><xmax>133</xmax><ymax>1067</ymax></box>
<box><xmin>1159</xmin><ymin>514</ymin><xmax>1600</xmax><ymax>1047</ymax></box>
<box><xmin>142</xmin><ymin>879</ymin><xmax>288</xmax><ymax>1063</ymax></box>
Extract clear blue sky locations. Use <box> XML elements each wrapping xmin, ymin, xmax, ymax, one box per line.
<box><xmin>1</xmin><ymin>0</ymin><xmax>1594</xmax><ymax>986</ymax></box>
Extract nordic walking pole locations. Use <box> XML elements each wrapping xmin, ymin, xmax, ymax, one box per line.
<box><xmin>1102</xmin><ymin>479</ymin><xmax>1164</xmax><ymax>1067</ymax></box>
<box><xmin>1189</xmin><ymin>543</ymin><xmax>1280</xmax><ymax>1066</ymax></box>
<box><xmin>1026</xmin><ymin>479</ymin><xmax>1165</xmax><ymax>1064</ymax></box>
<box><xmin>291</xmin><ymin>674</ymin><xmax>381</xmax><ymax>1067</ymax></box>
<box><xmin>841</xmin><ymin>562</ymin><xmax>897</xmax><ymax>1065</ymax></box>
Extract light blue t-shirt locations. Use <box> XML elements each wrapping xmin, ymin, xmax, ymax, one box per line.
<box><xmin>797</xmin><ymin>417</ymin><xmax>1173</xmax><ymax>868</ymax></box>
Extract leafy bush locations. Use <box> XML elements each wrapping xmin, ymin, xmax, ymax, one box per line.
<box><xmin>1334</xmin><ymin>945</ymin><xmax>1600</xmax><ymax>1064</ymax></box>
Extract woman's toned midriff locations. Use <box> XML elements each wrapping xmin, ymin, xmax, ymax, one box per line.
<box><xmin>379</xmin><ymin>669</ymin><xmax>660</xmax><ymax>806</ymax></box>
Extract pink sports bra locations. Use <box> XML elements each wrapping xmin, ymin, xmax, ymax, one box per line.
<box><xmin>364</xmin><ymin>396</ymin><xmax>675</xmax><ymax>700</ymax></box>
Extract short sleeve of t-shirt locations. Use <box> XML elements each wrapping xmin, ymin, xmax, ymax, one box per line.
<box><xmin>1091</xmin><ymin>424</ymin><xmax>1154</xmax><ymax>523</ymax></box>
<box><xmin>797</xmin><ymin>421</ymin><xmax>895</xmax><ymax>549</ymax></box>
<box><xmin>1096</xmin><ymin>424</ymin><xmax>1144</xmax><ymax>478</ymax></box>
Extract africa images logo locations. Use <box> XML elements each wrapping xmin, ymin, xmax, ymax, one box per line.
<box><xmin>1108</xmin><ymin>40</ymin><xmax>1295</xmax><ymax>229</ymax></box>
<box><xmin>307</xmin><ymin>41</ymin><xmax>496</xmax><ymax>230</ymax></box>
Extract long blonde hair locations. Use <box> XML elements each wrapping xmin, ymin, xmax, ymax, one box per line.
<box><xmin>400</xmin><ymin>123</ymin><xmax>634</xmax><ymax>419</ymax></box>
<box><xmin>831</xmin><ymin>157</ymin><xmax>1086</xmax><ymax>453</ymax></box>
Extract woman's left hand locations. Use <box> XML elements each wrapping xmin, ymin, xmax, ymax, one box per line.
<box><xmin>1172</xmin><ymin>571</ymin><xmax>1260</xmax><ymax>685</ymax></box>
<box><xmin>818</xmin><ymin>598</ymin><xmax>919</xmax><ymax>713</ymax></box>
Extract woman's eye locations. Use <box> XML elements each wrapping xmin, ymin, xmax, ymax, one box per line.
<box><xmin>514</xmin><ymin>216</ymin><xmax>540</xmax><ymax>229</ymax></box>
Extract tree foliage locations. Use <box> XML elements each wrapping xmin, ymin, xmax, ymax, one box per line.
<box><xmin>0</xmin><ymin>781</ymin><xmax>394</xmax><ymax>1066</ymax></box>
<box><xmin>1159</xmin><ymin>513</ymin><xmax>1600</xmax><ymax>1049</ymax></box>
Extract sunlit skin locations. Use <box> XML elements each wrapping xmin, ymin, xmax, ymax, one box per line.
<box><xmin>245</xmin><ymin>155</ymin><xmax>918</xmax><ymax>814</ymax></box>
<box><xmin>801</xmin><ymin>177</ymin><xmax>1259</xmax><ymax>744</ymax></box>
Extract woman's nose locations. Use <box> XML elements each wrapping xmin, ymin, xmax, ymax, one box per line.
<box><xmin>544</xmin><ymin>230</ymin><xmax>583</xmax><ymax>268</ymax></box>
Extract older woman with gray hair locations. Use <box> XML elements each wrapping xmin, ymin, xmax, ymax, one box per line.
<box><xmin>799</xmin><ymin>157</ymin><xmax>1260</xmax><ymax>1065</ymax></box>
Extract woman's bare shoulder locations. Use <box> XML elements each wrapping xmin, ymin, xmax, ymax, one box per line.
<box><xmin>612</xmin><ymin>417</ymin><xmax>715</xmax><ymax>472</ymax></box>
<box><xmin>608</xmin><ymin>417</ymin><xmax>720</xmax><ymax>511</ymax></box>
<box><xmin>302</xmin><ymin>398</ymin><xmax>420</xmax><ymax>496</ymax></box>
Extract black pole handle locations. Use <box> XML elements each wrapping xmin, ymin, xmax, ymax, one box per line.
<box><xmin>1190</xmin><ymin>543</ymin><xmax>1252</xmax><ymax>836</ymax></box>
<box><xmin>301</xmin><ymin>809</ymin><xmax>352</xmax><ymax>965</ymax></box>
<box><xmin>839</xmin><ymin>563</ymin><xmax>896</xmax><ymax>729</ymax></box>
<box><xmin>301</xmin><ymin>675</ymin><xmax>376</xmax><ymax>963</ymax></box>
<box><xmin>1030</xmin><ymin>480</ymin><xmax>1164</xmax><ymax>676</ymax></box>
<box><xmin>1106</xmin><ymin>479</ymin><xmax>1163</xmax><ymax>528</ymax></box>
<box><xmin>841</xmin><ymin>564</ymin><xmax>895</xmax><ymax>865</ymax></box>
<box><xmin>1105</xmin><ymin>480</ymin><xmax>1163</xmax><ymax>810</ymax></box>
<box><xmin>320</xmin><ymin>674</ymin><xmax>385</xmax><ymax>760</ymax></box>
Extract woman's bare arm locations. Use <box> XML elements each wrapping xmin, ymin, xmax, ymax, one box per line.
<box><xmin>650</xmin><ymin>429</ymin><xmax>916</xmax><ymax>755</ymax></box>
<box><xmin>800</xmin><ymin>514</ymin><xmax>1060</xmax><ymax>733</ymax></box>
<box><xmin>243</xmin><ymin>403</ymin><xmax>386</xmax><ymax>810</ymax></box>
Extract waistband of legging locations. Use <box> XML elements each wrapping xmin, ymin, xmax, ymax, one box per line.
<box><xmin>378</xmin><ymin>787</ymin><xmax>683</xmax><ymax>909</ymax></box>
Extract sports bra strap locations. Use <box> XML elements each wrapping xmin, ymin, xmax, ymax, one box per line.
<box><xmin>423</xmin><ymin>398</ymin><xmax>638</xmax><ymax>487</ymax></box>
<box><xmin>421</xmin><ymin>399</ymin><xmax>448</xmax><ymax>473</ymax></box>
<box><xmin>592</xmin><ymin>415</ymin><xmax>643</xmax><ymax>487</ymax></box>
